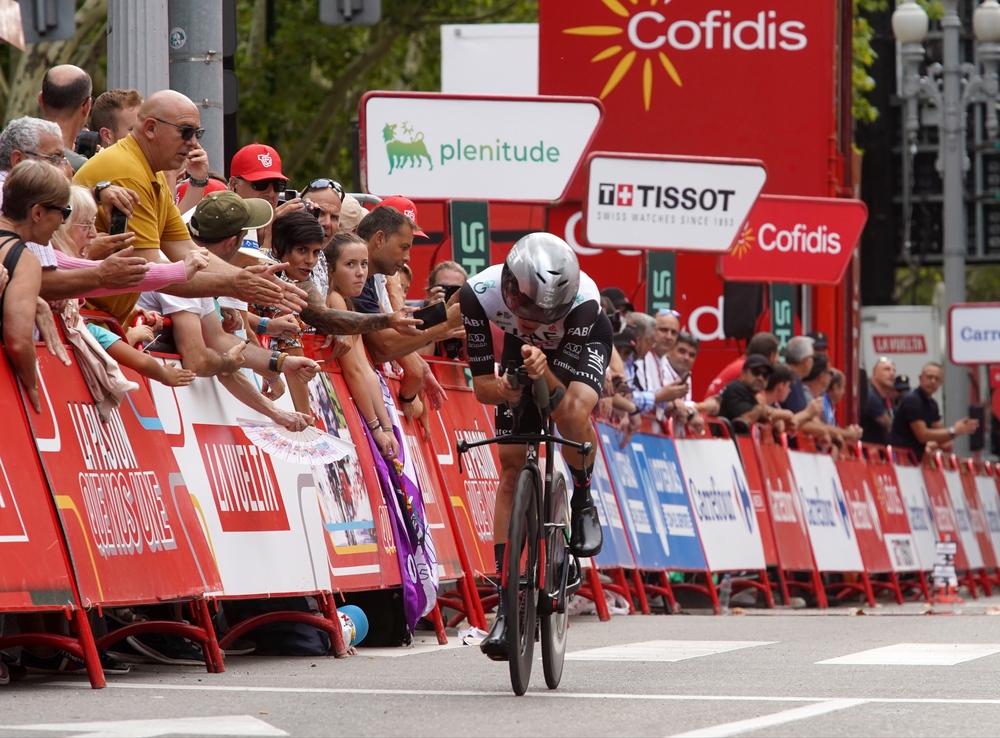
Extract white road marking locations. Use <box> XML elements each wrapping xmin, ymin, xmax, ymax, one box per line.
<box><xmin>566</xmin><ymin>640</ymin><xmax>774</xmax><ymax>663</ymax></box>
<box><xmin>42</xmin><ymin>682</ymin><xmax>1000</xmax><ymax>706</ymax></box>
<box><xmin>5</xmin><ymin>715</ymin><xmax>286</xmax><ymax>737</ymax></box>
<box><xmin>670</xmin><ymin>699</ymin><xmax>867</xmax><ymax>737</ymax></box>
<box><xmin>818</xmin><ymin>643</ymin><xmax>1000</xmax><ymax>666</ymax></box>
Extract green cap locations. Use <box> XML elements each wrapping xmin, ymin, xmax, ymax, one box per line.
<box><xmin>189</xmin><ymin>191</ymin><xmax>273</xmax><ymax>240</ymax></box>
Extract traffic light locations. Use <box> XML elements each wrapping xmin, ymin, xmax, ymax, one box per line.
<box><xmin>18</xmin><ymin>0</ymin><xmax>75</xmax><ymax>44</ymax></box>
<box><xmin>319</xmin><ymin>0</ymin><xmax>381</xmax><ymax>26</ymax></box>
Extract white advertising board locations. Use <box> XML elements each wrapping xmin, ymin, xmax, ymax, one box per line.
<box><xmin>441</xmin><ymin>24</ymin><xmax>538</xmax><ymax>95</ymax></box>
<box><xmin>150</xmin><ymin>375</ymin><xmax>332</xmax><ymax>597</ymax></box>
<box><xmin>975</xmin><ymin>476</ymin><xmax>1000</xmax><ymax>568</ymax></box>
<box><xmin>948</xmin><ymin>303</ymin><xmax>1000</xmax><ymax>365</ymax></box>
<box><xmin>891</xmin><ymin>465</ymin><xmax>939</xmax><ymax>572</ymax></box>
<box><xmin>582</xmin><ymin>154</ymin><xmax>766</xmax><ymax>251</ymax></box>
<box><xmin>787</xmin><ymin>451</ymin><xmax>864</xmax><ymax>573</ymax></box>
<box><xmin>941</xmin><ymin>469</ymin><xmax>984</xmax><ymax>569</ymax></box>
<box><xmin>673</xmin><ymin>438</ymin><xmax>766</xmax><ymax>572</ymax></box>
<box><xmin>361</xmin><ymin>92</ymin><xmax>602</xmax><ymax>201</ymax></box>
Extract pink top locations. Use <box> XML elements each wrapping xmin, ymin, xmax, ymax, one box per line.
<box><xmin>52</xmin><ymin>250</ymin><xmax>188</xmax><ymax>298</ymax></box>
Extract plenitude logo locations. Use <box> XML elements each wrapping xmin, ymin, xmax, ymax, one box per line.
<box><xmin>382</xmin><ymin>120</ymin><xmax>562</xmax><ymax>176</ymax></box>
<box><xmin>565</xmin><ymin>1</ymin><xmax>811</xmax><ymax>111</ymax></box>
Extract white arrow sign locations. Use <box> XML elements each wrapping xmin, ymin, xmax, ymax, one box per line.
<box><xmin>7</xmin><ymin>715</ymin><xmax>287</xmax><ymax>738</ymax></box>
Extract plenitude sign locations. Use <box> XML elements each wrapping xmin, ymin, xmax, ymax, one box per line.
<box><xmin>582</xmin><ymin>153</ymin><xmax>766</xmax><ymax>251</ymax></box>
<box><xmin>948</xmin><ymin>303</ymin><xmax>1000</xmax><ymax>365</ymax></box>
<box><xmin>360</xmin><ymin>92</ymin><xmax>604</xmax><ymax>202</ymax></box>
<box><xmin>720</xmin><ymin>195</ymin><xmax>869</xmax><ymax>285</ymax></box>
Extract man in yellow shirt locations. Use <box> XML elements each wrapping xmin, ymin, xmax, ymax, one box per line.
<box><xmin>74</xmin><ymin>90</ymin><xmax>300</xmax><ymax>327</ymax></box>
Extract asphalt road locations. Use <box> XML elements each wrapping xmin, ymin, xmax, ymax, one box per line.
<box><xmin>5</xmin><ymin>595</ymin><xmax>1000</xmax><ymax>737</ymax></box>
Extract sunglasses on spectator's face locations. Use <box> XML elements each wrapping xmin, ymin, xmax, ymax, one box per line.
<box><xmin>242</xmin><ymin>178</ymin><xmax>285</xmax><ymax>192</ymax></box>
<box><xmin>657</xmin><ymin>308</ymin><xmax>681</xmax><ymax>317</ymax></box>
<box><xmin>152</xmin><ymin>117</ymin><xmax>205</xmax><ymax>141</ymax></box>
<box><xmin>44</xmin><ymin>204</ymin><xmax>72</xmax><ymax>221</ymax></box>
<box><xmin>751</xmin><ymin>367</ymin><xmax>771</xmax><ymax>378</ymax></box>
<box><xmin>304</xmin><ymin>178</ymin><xmax>346</xmax><ymax>200</ymax></box>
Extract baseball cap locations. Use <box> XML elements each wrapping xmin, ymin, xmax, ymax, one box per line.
<box><xmin>613</xmin><ymin>327</ymin><xmax>637</xmax><ymax>352</ymax></box>
<box><xmin>375</xmin><ymin>195</ymin><xmax>428</xmax><ymax>238</ymax></box>
<box><xmin>339</xmin><ymin>194</ymin><xmax>366</xmax><ymax>233</ymax></box>
<box><xmin>601</xmin><ymin>286</ymin><xmax>634</xmax><ymax>312</ymax></box>
<box><xmin>807</xmin><ymin>331</ymin><xmax>828</xmax><ymax>350</ymax></box>
<box><xmin>175</xmin><ymin>177</ymin><xmax>227</xmax><ymax>204</ymax></box>
<box><xmin>230</xmin><ymin>143</ymin><xmax>288</xmax><ymax>182</ymax></box>
<box><xmin>743</xmin><ymin>354</ymin><xmax>772</xmax><ymax>373</ymax></box>
<box><xmin>189</xmin><ymin>190</ymin><xmax>274</xmax><ymax>241</ymax></box>
<box><xmin>894</xmin><ymin>374</ymin><xmax>911</xmax><ymax>393</ymax></box>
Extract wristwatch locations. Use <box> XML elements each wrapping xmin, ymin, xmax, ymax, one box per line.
<box><xmin>93</xmin><ymin>180</ymin><xmax>112</xmax><ymax>202</ymax></box>
<box><xmin>949</xmin><ymin>426</ymin><xmax>956</xmax><ymax>438</ymax></box>
<box><xmin>186</xmin><ymin>176</ymin><xmax>209</xmax><ymax>188</ymax></box>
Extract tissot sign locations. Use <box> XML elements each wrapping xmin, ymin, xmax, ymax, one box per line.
<box><xmin>539</xmin><ymin>1</ymin><xmax>836</xmax><ymax>198</ymax></box>
<box><xmin>582</xmin><ymin>153</ymin><xmax>766</xmax><ymax>251</ymax></box>
<box><xmin>720</xmin><ymin>196</ymin><xmax>868</xmax><ymax>285</ymax></box>
<box><xmin>360</xmin><ymin>92</ymin><xmax>603</xmax><ymax>202</ymax></box>
<box><xmin>949</xmin><ymin>303</ymin><xmax>1000</xmax><ymax>365</ymax></box>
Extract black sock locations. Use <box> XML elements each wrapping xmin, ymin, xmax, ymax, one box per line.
<box><xmin>494</xmin><ymin>543</ymin><xmax>506</xmax><ymax>614</ymax></box>
<box><xmin>570</xmin><ymin>463</ymin><xmax>595</xmax><ymax>510</ymax></box>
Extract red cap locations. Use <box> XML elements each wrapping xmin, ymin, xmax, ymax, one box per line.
<box><xmin>375</xmin><ymin>195</ymin><xmax>428</xmax><ymax>238</ymax></box>
<box><xmin>175</xmin><ymin>177</ymin><xmax>227</xmax><ymax>205</ymax></box>
<box><xmin>230</xmin><ymin>143</ymin><xmax>287</xmax><ymax>182</ymax></box>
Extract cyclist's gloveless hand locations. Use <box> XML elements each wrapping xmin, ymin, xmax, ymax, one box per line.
<box><xmin>520</xmin><ymin>344</ymin><xmax>548</xmax><ymax>380</ymax></box>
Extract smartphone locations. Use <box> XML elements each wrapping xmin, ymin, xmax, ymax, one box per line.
<box><xmin>412</xmin><ymin>300</ymin><xmax>448</xmax><ymax>331</ymax></box>
<box><xmin>109</xmin><ymin>206</ymin><xmax>129</xmax><ymax>235</ymax></box>
<box><xmin>278</xmin><ymin>188</ymin><xmax>300</xmax><ymax>204</ymax></box>
<box><xmin>75</xmin><ymin>130</ymin><xmax>100</xmax><ymax>159</ymax></box>
<box><xmin>434</xmin><ymin>284</ymin><xmax>462</xmax><ymax>302</ymax></box>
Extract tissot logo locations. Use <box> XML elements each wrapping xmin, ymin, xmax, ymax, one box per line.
<box><xmin>598</xmin><ymin>182</ymin><xmax>736</xmax><ymax>212</ymax></box>
<box><xmin>565</xmin><ymin>3</ymin><xmax>809</xmax><ymax>110</ymax></box>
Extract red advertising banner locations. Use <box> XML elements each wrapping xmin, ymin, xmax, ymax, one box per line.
<box><xmin>0</xmin><ymin>358</ymin><xmax>77</xmax><ymax>611</ymax></box>
<box><xmin>720</xmin><ymin>196</ymin><xmax>868</xmax><ymax>285</ymax></box>
<box><xmin>539</xmin><ymin>0</ymin><xmax>838</xmax><ymax>198</ymax></box>
<box><xmin>27</xmin><ymin>355</ymin><xmax>220</xmax><ymax>607</ymax></box>
<box><xmin>387</xmin><ymin>375</ymin><xmax>465</xmax><ymax>582</ymax></box>
<box><xmin>834</xmin><ymin>452</ymin><xmax>893</xmax><ymax>574</ymax></box>
<box><xmin>959</xmin><ymin>461</ymin><xmax>999</xmax><ymax>572</ymax></box>
<box><xmin>426</xmin><ymin>361</ymin><xmax>500</xmax><ymax>578</ymax></box>
<box><xmin>734</xmin><ymin>434</ymin><xmax>778</xmax><ymax>567</ymax></box>
<box><xmin>922</xmin><ymin>465</ymin><xmax>971</xmax><ymax>572</ymax></box>
<box><xmin>863</xmin><ymin>448</ymin><xmax>922</xmax><ymax>573</ymax></box>
<box><xmin>756</xmin><ymin>434</ymin><xmax>815</xmax><ymax>572</ymax></box>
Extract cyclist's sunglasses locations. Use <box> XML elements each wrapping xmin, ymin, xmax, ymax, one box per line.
<box><xmin>152</xmin><ymin>117</ymin><xmax>205</xmax><ymax>141</ymax></box>
<box><xmin>241</xmin><ymin>178</ymin><xmax>286</xmax><ymax>192</ymax></box>
<box><xmin>303</xmin><ymin>178</ymin><xmax>345</xmax><ymax>200</ymax></box>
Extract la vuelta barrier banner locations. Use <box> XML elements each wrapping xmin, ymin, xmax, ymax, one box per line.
<box><xmin>786</xmin><ymin>451</ymin><xmax>864</xmax><ymax>573</ymax></box>
<box><xmin>864</xmin><ymin>455</ymin><xmax>921</xmax><ymax>573</ymax></box>
<box><xmin>673</xmin><ymin>437</ymin><xmax>766</xmax><ymax>572</ymax></box>
<box><xmin>598</xmin><ymin>423</ymin><xmax>706</xmax><ymax>572</ymax></box>
<box><xmin>757</xmin><ymin>438</ymin><xmax>815</xmax><ymax>572</ymax></box>
<box><xmin>922</xmin><ymin>465</ymin><xmax>971</xmax><ymax>571</ymax></box>
<box><xmin>150</xmin><ymin>369</ymin><xmax>333</xmax><ymax>597</ymax></box>
<box><xmin>0</xmin><ymin>358</ymin><xmax>76</xmax><ymax>611</ymax></box>
<box><xmin>941</xmin><ymin>467</ymin><xmax>985</xmax><ymax>570</ymax></box>
<box><xmin>891</xmin><ymin>464</ymin><xmax>938</xmax><ymax>572</ymax></box>
<box><xmin>734</xmin><ymin>434</ymin><xmax>779</xmax><ymax>568</ymax></box>
<box><xmin>424</xmin><ymin>364</ymin><xmax>500</xmax><ymax>578</ymax></box>
<box><xmin>834</xmin><ymin>455</ymin><xmax>894</xmax><ymax>574</ymax></box>
<box><xmin>958</xmin><ymin>466</ymin><xmax>998</xmax><ymax>571</ymax></box>
<box><xmin>28</xmin><ymin>354</ymin><xmax>220</xmax><ymax>606</ymax></box>
<box><xmin>975</xmin><ymin>474</ymin><xmax>1000</xmax><ymax>564</ymax></box>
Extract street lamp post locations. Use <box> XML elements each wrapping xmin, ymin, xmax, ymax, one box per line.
<box><xmin>893</xmin><ymin>0</ymin><xmax>1000</xmax><ymax>453</ymax></box>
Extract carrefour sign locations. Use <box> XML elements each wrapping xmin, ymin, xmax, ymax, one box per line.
<box><xmin>360</xmin><ymin>92</ymin><xmax>603</xmax><ymax>202</ymax></box>
<box><xmin>582</xmin><ymin>152</ymin><xmax>766</xmax><ymax>251</ymax></box>
<box><xmin>949</xmin><ymin>304</ymin><xmax>1000</xmax><ymax>365</ymax></box>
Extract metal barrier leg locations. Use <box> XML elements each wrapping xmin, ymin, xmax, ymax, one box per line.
<box><xmin>706</xmin><ymin>572</ymin><xmax>722</xmax><ymax>615</ymax></box>
<box><xmin>586</xmin><ymin>566</ymin><xmax>611</xmax><ymax>621</ymax></box>
<box><xmin>71</xmin><ymin>609</ymin><xmax>106</xmax><ymax>690</ymax></box>
<box><xmin>193</xmin><ymin>599</ymin><xmax>225</xmax><ymax>673</ymax></box>
<box><xmin>608</xmin><ymin>568</ymin><xmax>636</xmax><ymax>614</ymax></box>
<box><xmin>319</xmin><ymin>593</ymin><xmax>349</xmax><ymax>657</ymax></box>
<box><xmin>429</xmin><ymin>603</ymin><xmax>449</xmax><ymax>645</ymax></box>
<box><xmin>758</xmin><ymin>569</ymin><xmax>776</xmax><ymax>608</ymax></box>
<box><xmin>656</xmin><ymin>571</ymin><xmax>678</xmax><ymax>613</ymax></box>
<box><xmin>624</xmin><ymin>569</ymin><xmax>650</xmax><ymax>615</ymax></box>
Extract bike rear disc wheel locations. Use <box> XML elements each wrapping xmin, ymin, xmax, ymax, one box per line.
<box><xmin>541</xmin><ymin>472</ymin><xmax>570</xmax><ymax>690</ymax></box>
<box><xmin>506</xmin><ymin>467</ymin><xmax>539</xmax><ymax>696</ymax></box>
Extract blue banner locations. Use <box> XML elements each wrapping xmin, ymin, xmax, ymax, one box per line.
<box><xmin>589</xmin><ymin>436</ymin><xmax>636</xmax><ymax>569</ymax></box>
<box><xmin>596</xmin><ymin>423</ymin><xmax>706</xmax><ymax>571</ymax></box>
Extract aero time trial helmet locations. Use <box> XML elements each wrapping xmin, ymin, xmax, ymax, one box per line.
<box><xmin>501</xmin><ymin>232</ymin><xmax>580</xmax><ymax>323</ymax></box>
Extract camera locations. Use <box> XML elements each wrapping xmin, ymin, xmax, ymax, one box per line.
<box><xmin>277</xmin><ymin>188</ymin><xmax>300</xmax><ymax>205</ymax></box>
<box><xmin>75</xmin><ymin>130</ymin><xmax>100</xmax><ymax>159</ymax></box>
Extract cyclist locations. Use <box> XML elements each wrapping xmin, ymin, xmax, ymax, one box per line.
<box><xmin>459</xmin><ymin>232</ymin><xmax>611</xmax><ymax>660</ymax></box>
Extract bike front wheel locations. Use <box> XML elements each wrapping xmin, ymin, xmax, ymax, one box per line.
<box><xmin>541</xmin><ymin>472</ymin><xmax>570</xmax><ymax>690</ymax></box>
<box><xmin>506</xmin><ymin>467</ymin><xmax>539</xmax><ymax>696</ymax></box>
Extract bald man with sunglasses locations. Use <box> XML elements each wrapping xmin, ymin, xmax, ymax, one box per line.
<box><xmin>75</xmin><ymin>91</ymin><xmax>305</xmax><ymax>328</ymax></box>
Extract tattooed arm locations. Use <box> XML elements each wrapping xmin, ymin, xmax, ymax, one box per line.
<box><xmin>298</xmin><ymin>279</ymin><xmax>418</xmax><ymax>335</ymax></box>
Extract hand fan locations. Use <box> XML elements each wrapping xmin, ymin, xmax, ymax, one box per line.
<box><xmin>236</xmin><ymin>418</ymin><xmax>354</xmax><ymax>465</ymax></box>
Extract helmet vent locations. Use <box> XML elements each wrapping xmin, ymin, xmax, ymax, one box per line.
<box><xmin>534</xmin><ymin>272</ymin><xmax>548</xmax><ymax>284</ymax></box>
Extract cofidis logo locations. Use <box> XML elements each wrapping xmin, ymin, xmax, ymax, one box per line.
<box><xmin>382</xmin><ymin>121</ymin><xmax>562</xmax><ymax>176</ymax></box>
<box><xmin>564</xmin><ymin>1</ymin><xmax>809</xmax><ymax>110</ymax></box>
